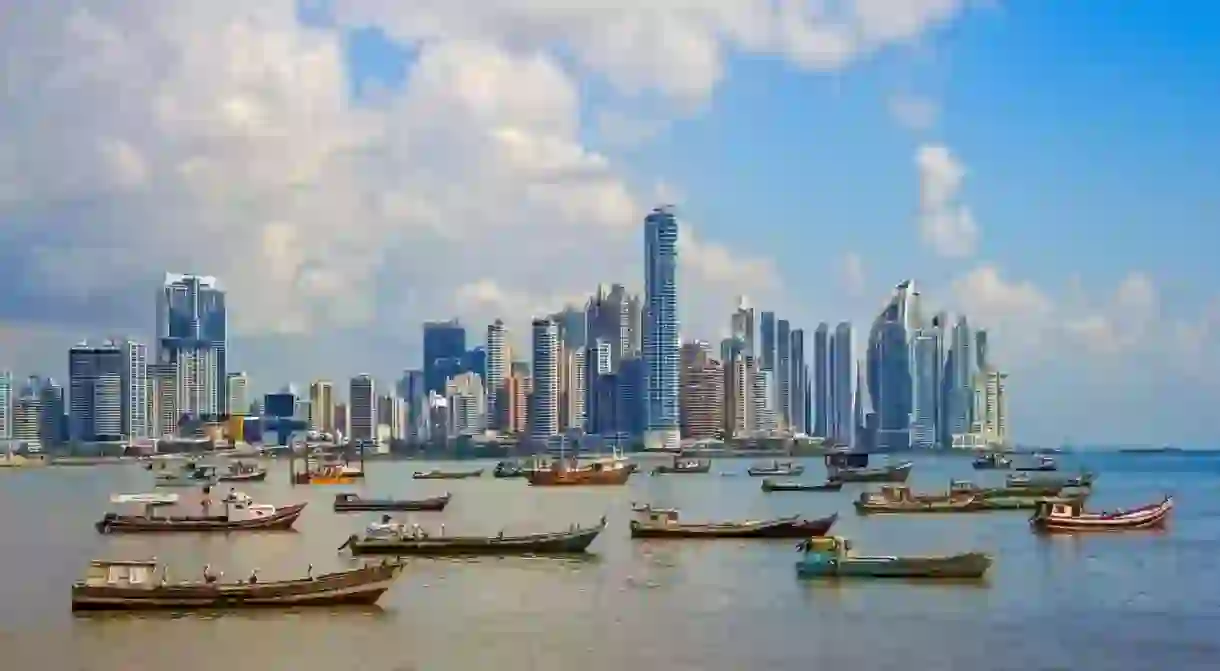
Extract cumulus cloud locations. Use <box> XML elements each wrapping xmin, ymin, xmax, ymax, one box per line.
<box><xmin>916</xmin><ymin>143</ymin><xmax>979</xmax><ymax>257</ymax></box>
<box><xmin>0</xmin><ymin>0</ymin><xmax>973</xmax><ymax>383</ymax></box>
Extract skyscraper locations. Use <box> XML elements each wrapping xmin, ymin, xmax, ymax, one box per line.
<box><xmin>830</xmin><ymin>322</ymin><xmax>854</xmax><ymax>444</ymax></box>
<box><xmin>586</xmin><ymin>284</ymin><xmax>633</xmax><ymax>371</ymax></box>
<box><xmin>775</xmin><ymin>319</ymin><xmax>791</xmax><ymax>430</ymax></box>
<box><xmin>158</xmin><ymin>273</ymin><xmax>227</xmax><ymax>418</ymax></box>
<box><xmin>759</xmin><ymin>311</ymin><xmax>776</xmax><ymax>372</ymax></box>
<box><xmin>423</xmin><ymin>320</ymin><xmax>466</xmax><ymax>395</ymax></box>
<box><xmin>69</xmin><ymin>342</ymin><xmax>126</xmax><ymax>442</ymax></box>
<box><xmin>529</xmin><ymin>318</ymin><xmax>559</xmax><ymax>439</ymax></box>
<box><xmin>485</xmin><ymin>320</ymin><xmax>507</xmax><ymax>430</ymax></box>
<box><xmin>867</xmin><ymin>280</ymin><xmax>920</xmax><ymax>452</ymax></box>
<box><xmin>121</xmin><ymin>340</ymin><xmax>148</xmax><ymax>439</ymax></box>
<box><xmin>909</xmin><ymin>329</ymin><xmax>940</xmax><ymax>450</ymax></box>
<box><xmin>0</xmin><ymin>371</ymin><xmax>11</xmax><ymax>440</ymax></box>
<box><xmin>679</xmin><ymin>342</ymin><xmax>723</xmax><ymax>440</ymax></box>
<box><xmin>226</xmin><ymin>372</ymin><xmax>250</xmax><ymax>417</ymax></box>
<box><xmin>813</xmin><ymin>323</ymin><xmax>830</xmax><ymax>437</ymax></box>
<box><xmin>348</xmin><ymin>375</ymin><xmax>376</xmax><ymax>442</ymax></box>
<box><xmin>643</xmin><ymin>206</ymin><xmax>681</xmax><ymax>450</ymax></box>
<box><xmin>308</xmin><ymin>380</ymin><xmax>335</xmax><ymax>433</ymax></box>
<box><xmin>730</xmin><ymin>296</ymin><xmax>756</xmax><ymax>355</ymax></box>
<box><xmin>789</xmin><ymin>327</ymin><xmax>806</xmax><ymax>434</ymax></box>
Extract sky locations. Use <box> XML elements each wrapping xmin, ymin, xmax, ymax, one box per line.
<box><xmin>1</xmin><ymin>1</ymin><xmax>1218</xmax><ymax>446</ymax></box>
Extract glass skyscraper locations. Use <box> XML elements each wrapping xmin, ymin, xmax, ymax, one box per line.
<box><xmin>643</xmin><ymin>206</ymin><xmax>680</xmax><ymax>450</ymax></box>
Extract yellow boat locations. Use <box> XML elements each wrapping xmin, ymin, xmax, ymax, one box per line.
<box><xmin>293</xmin><ymin>464</ymin><xmax>356</xmax><ymax>485</ymax></box>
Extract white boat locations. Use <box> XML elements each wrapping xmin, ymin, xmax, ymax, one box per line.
<box><xmin>110</xmin><ymin>493</ymin><xmax>180</xmax><ymax>506</ymax></box>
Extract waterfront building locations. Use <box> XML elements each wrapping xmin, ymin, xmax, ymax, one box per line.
<box><xmin>423</xmin><ymin>320</ymin><xmax>466</xmax><ymax>395</ymax></box>
<box><xmin>867</xmin><ymin>280</ymin><xmax>921</xmax><ymax>451</ymax></box>
<box><xmin>308</xmin><ymin>379</ymin><xmax>334</xmax><ymax>432</ymax></box>
<box><xmin>446</xmin><ymin>371</ymin><xmax>486</xmax><ymax>436</ymax></box>
<box><xmin>776</xmin><ymin>318</ymin><xmax>791</xmax><ymax>430</ymax></box>
<box><xmin>158</xmin><ymin>273</ymin><xmax>227</xmax><ymax>417</ymax></box>
<box><xmin>813</xmin><ymin>323</ymin><xmax>830</xmax><ymax>437</ymax></box>
<box><xmin>485</xmin><ymin>320</ymin><xmax>507</xmax><ymax>431</ymax></box>
<box><xmin>226</xmin><ymin>372</ymin><xmax>249</xmax><ymax>417</ymax></box>
<box><xmin>643</xmin><ymin>205</ymin><xmax>681</xmax><ymax>450</ymax></box>
<box><xmin>829</xmin><ymin>322</ymin><xmax>854</xmax><ymax>444</ymax></box>
<box><xmin>679</xmin><ymin>342</ymin><xmax>723</xmax><ymax>440</ymax></box>
<box><xmin>68</xmin><ymin>342</ymin><xmax>126</xmax><ymax>442</ymax></box>
<box><xmin>730</xmin><ymin>296</ymin><xmax>756</xmax><ymax>356</ymax></box>
<box><xmin>0</xmin><ymin>371</ymin><xmax>10</xmax><ymax>441</ymax></box>
<box><xmin>529</xmin><ymin>318</ymin><xmax>559</xmax><ymax>439</ymax></box>
<box><xmin>789</xmin><ymin>326</ymin><xmax>807</xmax><ymax>434</ymax></box>
<box><xmin>759</xmin><ymin>311</ymin><xmax>776</xmax><ymax>372</ymax></box>
<box><xmin>909</xmin><ymin>329</ymin><xmax>940</xmax><ymax>449</ymax></box>
<box><xmin>348</xmin><ymin>375</ymin><xmax>376</xmax><ymax>442</ymax></box>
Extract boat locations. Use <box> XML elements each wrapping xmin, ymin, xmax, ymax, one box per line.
<box><xmin>338</xmin><ymin>516</ymin><xmax>608</xmax><ymax>556</ymax></box>
<box><xmin>218</xmin><ymin>461</ymin><xmax>268</xmax><ymax>482</ymax></box>
<box><xmin>0</xmin><ymin>451</ymin><xmax>48</xmax><ymax>468</ymax></box>
<box><xmin>412</xmin><ymin>468</ymin><xmax>484</xmax><ymax>480</ymax></box>
<box><xmin>151</xmin><ymin>462</ymin><xmax>218</xmax><ymax>487</ymax></box>
<box><xmin>1015</xmin><ymin>455</ymin><xmax>1058</xmax><ymax>472</ymax></box>
<box><xmin>1007</xmin><ymin>471</ymin><xmax>1094</xmax><ymax>489</ymax></box>
<box><xmin>70</xmin><ymin>558</ymin><xmax>404</xmax><ymax>611</ymax></box>
<box><xmin>628</xmin><ymin>507</ymin><xmax>838</xmax><ymax>539</ymax></box>
<box><xmin>109</xmin><ymin>493</ymin><xmax>179</xmax><ymax>507</ymax></box>
<box><xmin>948</xmin><ymin>479</ymin><xmax>1068</xmax><ymax>499</ymax></box>
<box><xmin>761</xmin><ymin>479</ymin><xmax>843</xmax><ymax>492</ymax></box>
<box><xmin>293</xmin><ymin>463</ymin><xmax>358</xmax><ymax>485</ymax></box>
<box><xmin>1030</xmin><ymin>496</ymin><xmax>1173</xmax><ymax>533</ymax></box>
<box><xmin>652</xmin><ymin>458</ymin><xmax>712</xmax><ymax>475</ymax></box>
<box><xmin>746</xmin><ymin>461</ymin><xmax>805</xmax><ymax>477</ymax></box>
<box><xmin>972</xmin><ymin>452</ymin><xmax>1012</xmax><ymax>470</ymax></box>
<box><xmin>95</xmin><ymin>500</ymin><xmax>307</xmax><ymax>533</ymax></box>
<box><xmin>492</xmin><ymin>461</ymin><xmax>528</xmax><ymax>478</ymax></box>
<box><xmin>527</xmin><ymin>454</ymin><xmax>634</xmax><ymax>486</ymax></box>
<box><xmin>333</xmin><ymin>492</ymin><xmax>451</xmax><ymax>512</ymax></box>
<box><xmin>825</xmin><ymin>452</ymin><xmax>913</xmax><ymax>483</ymax></box>
<box><xmin>854</xmin><ymin>485</ymin><xmax>985</xmax><ymax>515</ymax></box>
<box><xmin>795</xmin><ymin>536</ymin><xmax>992</xmax><ymax>580</ymax></box>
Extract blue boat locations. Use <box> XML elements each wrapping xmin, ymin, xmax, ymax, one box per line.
<box><xmin>794</xmin><ymin>536</ymin><xmax>992</xmax><ymax>580</ymax></box>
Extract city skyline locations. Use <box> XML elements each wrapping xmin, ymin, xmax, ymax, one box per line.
<box><xmin>0</xmin><ymin>3</ymin><xmax>1216</xmax><ymax>445</ymax></box>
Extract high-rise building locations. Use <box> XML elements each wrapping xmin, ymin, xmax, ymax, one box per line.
<box><xmin>829</xmin><ymin>322</ymin><xmax>854</xmax><ymax>444</ymax></box>
<box><xmin>505</xmin><ymin>369</ymin><xmax>528</xmax><ymax>434</ymax></box>
<box><xmin>348</xmin><ymin>375</ymin><xmax>376</xmax><ymax>442</ymax></box>
<box><xmin>226</xmin><ymin>372</ymin><xmax>249</xmax><ymax>417</ymax></box>
<box><xmin>148</xmin><ymin>363</ymin><xmax>178</xmax><ymax>437</ymax></box>
<box><xmin>308</xmin><ymin>380</ymin><xmax>334</xmax><ymax>432</ymax></box>
<box><xmin>396</xmin><ymin>370</ymin><xmax>427</xmax><ymax>442</ymax></box>
<box><xmin>586</xmin><ymin>284</ymin><xmax>634</xmax><ymax>371</ymax></box>
<box><xmin>559</xmin><ymin>346</ymin><xmax>587</xmax><ymax>431</ymax></box>
<box><xmin>723</xmin><ymin>351</ymin><xmax>750</xmax><ymax>438</ymax></box>
<box><xmin>867</xmin><ymin>280</ymin><xmax>921</xmax><ymax>451</ymax></box>
<box><xmin>679</xmin><ymin>342</ymin><xmax>723</xmax><ymax>440</ymax></box>
<box><xmin>39</xmin><ymin>379</ymin><xmax>65</xmax><ymax>446</ymax></box>
<box><xmin>0</xmin><ymin>371</ymin><xmax>11</xmax><ymax>440</ymax></box>
<box><xmin>776</xmin><ymin>319</ymin><xmax>791</xmax><ymax>430</ymax></box>
<box><xmin>120</xmin><ymin>340</ymin><xmax>149</xmax><ymax>439</ymax></box>
<box><xmin>730</xmin><ymin>296</ymin><xmax>756</xmax><ymax>355</ymax></box>
<box><xmin>158</xmin><ymin>273</ymin><xmax>227</xmax><ymax>417</ymax></box>
<box><xmin>752</xmin><ymin>365</ymin><xmax>775</xmax><ymax>433</ymax></box>
<box><xmin>485</xmin><ymin>320</ymin><xmax>507</xmax><ymax>431</ymax></box>
<box><xmin>975</xmin><ymin>329</ymin><xmax>990</xmax><ymax>372</ymax></box>
<box><xmin>909</xmin><ymin>329</ymin><xmax>940</xmax><ymax>449</ymax></box>
<box><xmin>13</xmin><ymin>378</ymin><xmax>41</xmax><ymax>443</ymax></box>
<box><xmin>530</xmin><ymin>318</ymin><xmax>559</xmax><ymax>439</ymax></box>
<box><xmin>759</xmin><ymin>311</ymin><xmax>776</xmax><ymax>372</ymax></box>
<box><xmin>423</xmin><ymin>320</ymin><xmax>466</xmax><ymax>395</ymax></box>
<box><xmin>789</xmin><ymin>327</ymin><xmax>806</xmax><ymax>434</ymax></box>
<box><xmin>447</xmin><ymin>371</ymin><xmax>486</xmax><ymax>435</ymax></box>
<box><xmin>973</xmin><ymin>369</ymin><xmax>1009</xmax><ymax>447</ymax></box>
<box><xmin>813</xmin><ymin>323</ymin><xmax>830</xmax><ymax>437</ymax></box>
<box><xmin>643</xmin><ymin>205</ymin><xmax>681</xmax><ymax>450</ymax></box>
<box><xmin>69</xmin><ymin>342</ymin><xmax>126</xmax><ymax>442</ymax></box>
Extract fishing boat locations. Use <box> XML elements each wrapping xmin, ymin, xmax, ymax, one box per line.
<box><xmin>0</xmin><ymin>451</ymin><xmax>48</xmax><ymax>468</ymax></box>
<box><xmin>971</xmin><ymin>452</ymin><xmax>1012</xmax><ymax>470</ymax></box>
<box><xmin>109</xmin><ymin>493</ymin><xmax>179</xmax><ymax>507</ymax></box>
<box><xmin>1029</xmin><ymin>495</ymin><xmax>1173</xmax><ymax>533</ymax></box>
<box><xmin>218</xmin><ymin>461</ymin><xmax>268</xmax><ymax>482</ymax></box>
<box><xmin>70</xmin><ymin>558</ymin><xmax>404</xmax><ymax>611</ymax></box>
<box><xmin>492</xmin><ymin>461</ymin><xmax>528</xmax><ymax>478</ymax></box>
<box><xmin>333</xmin><ymin>492</ymin><xmax>451</xmax><ymax>512</ymax></box>
<box><xmin>854</xmin><ymin>485</ymin><xmax>985</xmax><ymax>515</ymax></box>
<box><xmin>825</xmin><ymin>452</ymin><xmax>913</xmax><ymax>483</ymax></box>
<box><xmin>95</xmin><ymin>499</ymin><xmax>307</xmax><ymax>533</ymax></box>
<box><xmin>628</xmin><ymin>507</ymin><xmax>838</xmax><ymax>539</ymax></box>
<box><xmin>761</xmin><ymin>479</ymin><xmax>843</xmax><ymax>492</ymax></box>
<box><xmin>795</xmin><ymin>536</ymin><xmax>992</xmax><ymax>580</ymax></box>
<box><xmin>527</xmin><ymin>453</ymin><xmax>634</xmax><ymax>486</ymax></box>
<box><xmin>652</xmin><ymin>458</ymin><xmax>712</xmax><ymax>475</ymax></box>
<box><xmin>746</xmin><ymin>461</ymin><xmax>805</xmax><ymax>477</ymax></box>
<box><xmin>293</xmin><ymin>463</ymin><xmax>357</xmax><ymax>485</ymax></box>
<box><xmin>338</xmin><ymin>516</ymin><xmax>608</xmax><ymax>556</ymax></box>
<box><xmin>1007</xmin><ymin>471</ymin><xmax>1094</xmax><ymax>489</ymax></box>
<box><xmin>412</xmin><ymin>468</ymin><xmax>484</xmax><ymax>480</ymax></box>
<box><xmin>152</xmin><ymin>462</ymin><xmax>218</xmax><ymax>487</ymax></box>
<box><xmin>1014</xmin><ymin>455</ymin><xmax>1058</xmax><ymax>472</ymax></box>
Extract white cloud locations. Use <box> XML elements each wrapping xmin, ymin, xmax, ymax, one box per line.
<box><xmin>841</xmin><ymin>252</ymin><xmax>867</xmax><ymax>295</ymax></box>
<box><xmin>887</xmin><ymin>93</ymin><xmax>938</xmax><ymax>130</ymax></box>
<box><xmin>916</xmin><ymin>143</ymin><xmax>979</xmax><ymax>258</ymax></box>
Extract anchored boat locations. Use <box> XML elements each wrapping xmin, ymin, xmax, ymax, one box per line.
<box><xmin>825</xmin><ymin>452</ymin><xmax>913</xmax><ymax>483</ymax></box>
<box><xmin>746</xmin><ymin>461</ymin><xmax>805</xmax><ymax>477</ymax></box>
<box><xmin>972</xmin><ymin>452</ymin><xmax>1013</xmax><ymax>470</ymax></box>
<box><xmin>339</xmin><ymin>516</ymin><xmax>608</xmax><ymax>556</ymax></box>
<box><xmin>527</xmin><ymin>453</ymin><xmax>635</xmax><ymax>486</ymax></box>
<box><xmin>95</xmin><ymin>499</ymin><xmax>306</xmax><ymax>533</ymax></box>
<box><xmin>795</xmin><ymin>536</ymin><xmax>992</xmax><ymax>580</ymax></box>
<box><xmin>71</xmin><ymin>558</ymin><xmax>403</xmax><ymax>611</ymax></box>
<box><xmin>761</xmin><ymin>479</ymin><xmax>843</xmax><ymax>492</ymax></box>
<box><xmin>1007</xmin><ymin>472</ymin><xmax>1094</xmax><ymax>489</ymax></box>
<box><xmin>1015</xmin><ymin>455</ymin><xmax>1058</xmax><ymax>472</ymax></box>
<box><xmin>412</xmin><ymin>468</ymin><xmax>484</xmax><ymax>480</ymax></box>
<box><xmin>333</xmin><ymin>492</ymin><xmax>451</xmax><ymax>512</ymax></box>
<box><xmin>217</xmin><ymin>461</ymin><xmax>268</xmax><ymax>482</ymax></box>
<box><xmin>628</xmin><ymin>506</ymin><xmax>838</xmax><ymax>539</ymax></box>
<box><xmin>1030</xmin><ymin>496</ymin><xmax>1173</xmax><ymax>533</ymax></box>
<box><xmin>652</xmin><ymin>458</ymin><xmax>712</xmax><ymax>475</ymax></box>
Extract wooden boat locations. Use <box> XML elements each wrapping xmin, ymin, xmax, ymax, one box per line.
<box><xmin>652</xmin><ymin>458</ymin><xmax>711</xmax><ymax>475</ymax></box>
<box><xmin>746</xmin><ymin>461</ymin><xmax>805</xmax><ymax>477</ymax></box>
<box><xmin>338</xmin><ymin>516</ymin><xmax>608</xmax><ymax>556</ymax></box>
<box><xmin>795</xmin><ymin>536</ymin><xmax>992</xmax><ymax>580</ymax></box>
<box><xmin>761</xmin><ymin>479</ymin><xmax>843</xmax><ymax>492</ymax></box>
<box><xmin>333</xmin><ymin>492</ymin><xmax>450</xmax><ymax>512</ymax></box>
<box><xmin>110</xmin><ymin>493</ymin><xmax>179</xmax><ymax>507</ymax></box>
<box><xmin>412</xmin><ymin>468</ymin><xmax>484</xmax><ymax>480</ymax></box>
<box><xmin>971</xmin><ymin>452</ymin><xmax>1012</xmax><ymax>470</ymax></box>
<box><xmin>294</xmin><ymin>464</ymin><xmax>358</xmax><ymax>485</ymax></box>
<box><xmin>825</xmin><ymin>453</ymin><xmax>913</xmax><ymax>483</ymax></box>
<box><xmin>854</xmin><ymin>486</ymin><xmax>984</xmax><ymax>514</ymax></box>
<box><xmin>492</xmin><ymin>461</ymin><xmax>527</xmax><ymax>478</ymax></box>
<box><xmin>1007</xmin><ymin>472</ymin><xmax>1094</xmax><ymax>489</ymax></box>
<box><xmin>70</xmin><ymin>558</ymin><xmax>403</xmax><ymax>611</ymax></box>
<box><xmin>95</xmin><ymin>501</ymin><xmax>307</xmax><ymax>533</ymax></box>
<box><xmin>948</xmin><ymin>479</ymin><xmax>1066</xmax><ymax>499</ymax></box>
<box><xmin>1014</xmin><ymin>455</ymin><xmax>1058</xmax><ymax>472</ymax></box>
<box><xmin>628</xmin><ymin>507</ymin><xmax>838</xmax><ymax>539</ymax></box>
<box><xmin>527</xmin><ymin>455</ymin><xmax>634</xmax><ymax>486</ymax></box>
<box><xmin>152</xmin><ymin>462</ymin><xmax>218</xmax><ymax>487</ymax></box>
<box><xmin>218</xmin><ymin>462</ymin><xmax>268</xmax><ymax>482</ymax></box>
<box><xmin>1030</xmin><ymin>495</ymin><xmax>1173</xmax><ymax>533</ymax></box>
<box><xmin>978</xmin><ymin>494</ymin><xmax>1087</xmax><ymax>511</ymax></box>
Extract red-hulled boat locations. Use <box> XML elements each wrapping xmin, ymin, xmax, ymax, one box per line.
<box><xmin>628</xmin><ymin>506</ymin><xmax>838</xmax><ymax>539</ymax></box>
<box><xmin>95</xmin><ymin>502</ymin><xmax>307</xmax><ymax>533</ymax></box>
<box><xmin>1030</xmin><ymin>496</ymin><xmax>1172</xmax><ymax>533</ymax></box>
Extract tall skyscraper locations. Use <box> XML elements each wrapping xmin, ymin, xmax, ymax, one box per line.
<box><xmin>158</xmin><ymin>273</ymin><xmax>227</xmax><ymax>417</ymax></box>
<box><xmin>12</xmin><ymin>378</ymin><xmax>41</xmax><ymax>443</ymax></box>
<box><xmin>730</xmin><ymin>296</ymin><xmax>756</xmax><ymax>355</ymax></box>
<box><xmin>679</xmin><ymin>342</ymin><xmax>723</xmax><ymax>440</ymax></box>
<box><xmin>39</xmin><ymin>379</ymin><xmax>65</xmax><ymax>446</ymax></box>
<box><xmin>909</xmin><ymin>329</ymin><xmax>940</xmax><ymax>449</ymax></box>
<box><xmin>423</xmin><ymin>320</ymin><xmax>466</xmax><ymax>395</ymax></box>
<box><xmin>226</xmin><ymin>372</ymin><xmax>249</xmax><ymax>417</ymax></box>
<box><xmin>396</xmin><ymin>370</ymin><xmax>427</xmax><ymax>442</ymax></box>
<box><xmin>867</xmin><ymin>280</ymin><xmax>920</xmax><ymax>452</ymax></box>
<box><xmin>348</xmin><ymin>375</ymin><xmax>376</xmax><ymax>442</ymax></box>
<box><xmin>308</xmin><ymin>380</ymin><xmax>335</xmax><ymax>432</ymax></box>
<box><xmin>529</xmin><ymin>318</ymin><xmax>559</xmax><ymax>439</ymax></box>
<box><xmin>775</xmin><ymin>319</ymin><xmax>791</xmax><ymax>430</ymax></box>
<box><xmin>830</xmin><ymin>322</ymin><xmax>854</xmax><ymax>444</ymax></box>
<box><xmin>643</xmin><ymin>205</ymin><xmax>681</xmax><ymax>450</ymax></box>
<box><xmin>813</xmin><ymin>323</ymin><xmax>830</xmax><ymax>437</ymax></box>
<box><xmin>69</xmin><ymin>342</ymin><xmax>126</xmax><ymax>442</ymax></box>
<box><xmin>485</xmin><ymin>320</ymin><xmax>507</xmax><ymax>431</ymax></box>
<box><xmin>975</xmin><ymin>329</ymin><xmax>990</xmax><ymax>371</ymax></box>
<box><xmin>789</xmin><ymin>327</ymin><xmax>806</xmax><ymax>434</ymax></box>
<box><xmin>120</xmin><ymin>340</ymin><xmax>148</xmax><ymax>439</ymax></box>
<box><xmin>0</xmin><ymin>371</ymin><xmax>11</xmax><ymax>440</ymax></box>
<box><xmin>586</xmin><ymin>284</ymin><xmax>633</xmax><ymax>371</ymax></box>
<box><xmin>759</xmin><ymin>311</ymin><xmax>776</xmax><ymax>371</ymax></box>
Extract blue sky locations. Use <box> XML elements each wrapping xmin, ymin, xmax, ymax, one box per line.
<box><xmin>1</xmin><ymin>2</ymin><xmax>1218</xmax><ymax>445</ymax></box>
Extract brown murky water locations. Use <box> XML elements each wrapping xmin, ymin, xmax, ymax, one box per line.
<box><xmin>0</xmin><ymin>454</ymin><xmax>1217</xmax><ymax>670</ymax></box>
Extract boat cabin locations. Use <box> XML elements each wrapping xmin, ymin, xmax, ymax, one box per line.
<box><xmin>801</xmin><ymin>536</ymin><xmax>853</xmax><ymax>556</ymax></box>
<box><xmin>825</xmin><ymin>452</ymin><xmax>869</xmax><ymax>469</ymax></box>
<box><xmin>949</xmin><ymin>480</ymin><xmax>981</xmax><ymax>494</ymax></box>
<box><xmin>1035</xmin><ymin>500</ymin><xmax>1083</xmax><ymax>519</ymax></box>
<box><xmin>637</xmin><ymin>508</ymin><xmax>681</xmax><ymax>524</ymax></box>
<box><xmin>80</xmin><ymin>559</ymin><xmax>160</xmax><ymax>588</ymax></box>
<box><xmin>335</xmin><ymin>493</ymin><xmax>361</xmax><ymax>503</ymax></box>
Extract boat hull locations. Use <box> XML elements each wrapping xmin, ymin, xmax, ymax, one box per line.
<box><xmin>1030</xmin><ymin>496</ymin><xmax>1173</xmax><ymax>533</ymax></box>
<box><xmin>762</xmin><ymin>479</ymin><xmax>843</xmax><ymax>492</ymax></box>
<box><xmin>630</xmin><ymin>514</ymin><xmax>837</xmax><ymax>539</ymax></box>
<box><xmin>796</xmin><ymin>552</ymin><xmax>991</xmax><ymax>579</ymax></box>
<box><xmin>340</xmin><ymin>522</ymin><xmax>606</xmax><ymax>556</ymax></box>
<box><xmin>95</xmin><ymin>503</ymin><xmax>307</xmax><ymax>533</ymax></box>
<box><xmin>830</xmin><ymin>462</ymin><xmax>913</xmax><ymax>483</ymax></box>
<box><xmin>71</xmin><ymin>563</ymin><xmax>402</xmax><ymax>611</ymax></box>
<box><xmin>413</xmin><ymin>470</ymin><xmax>483</xmax><ymax>480</ymax></box>
<box><xmin>218</xmin><ymin>470</ymin><xmax>268</xmax><ymax>482</ymax></box>
<box><xmin>334</xmin><ymin>495</ymin><xmax>450</xmax><ymax>512</ymax></box>
<box><xmin>652</xmin><ymin>464</ymin><xmax>711</xmax><ymax>474</ymax></box>
<box><xmin>527</xmin><ymin>467</ymin><xmax>633</xmax><ymax>486</ymax></box>
<box><xmin>295</xmin><ymin>474</ymin><xmax>357</xmax><ymax>485</ymax></box>
<box><xmin>747</xmin><ymin>467</ymin><xmax>805</xmax><ymax>477</ymax></box>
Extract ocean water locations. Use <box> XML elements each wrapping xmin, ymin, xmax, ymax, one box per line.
<box><xmin>0</xmin><ymin>451</ymin><xmax>1215</xmax><ymax>670</ymax></box>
